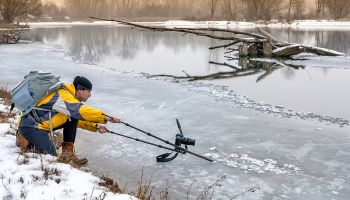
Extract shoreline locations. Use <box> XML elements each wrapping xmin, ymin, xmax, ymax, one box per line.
<box><xmin>23</xmin><ymin>20</ymin><xmax>350</xmax><ymax>30</ymax></box>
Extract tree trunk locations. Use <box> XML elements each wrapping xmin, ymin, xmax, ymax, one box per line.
<box><xmin>288</xmin><ymin>0</ymin><xmax>292</xmax><ymax>21</ymax></box>
<box><xmin>248</xmin><ymin>44</ymin><xmax>258</xmax><ymax>56</ymax></box>
<box><xmin>239</xmin><ymin>43</ymin><xmax>248</xmax><ymax>57</ymax></box>
<box><xmin>2</xmin><ymin>13</ymin><xmax>14</xmax><ymax>23</ymax></box>
<box><xmin>263</xmin><ymin>41</ymin><xmax>273</xmax><ymax>56</ymax></box>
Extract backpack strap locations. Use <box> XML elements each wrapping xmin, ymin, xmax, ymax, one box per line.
<box><xmin>10</xmin><ymin>103</ymin><xmax>15</xmax><ymax>113</ymax></box>
<box><xmin>32</xmin><ymin>107</ymin><xmax>54</xmax><ymax>142</ymax></box>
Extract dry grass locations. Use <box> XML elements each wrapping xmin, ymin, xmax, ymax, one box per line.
<box><xmin>0</xmin><ymin>112</ymin><xmax>16</xmax><ymax>123</ymax></box>
<box><xmin>52</xmin><ymin>131</ymin><xmax>63</xmax><ymax>149</ymax></box>
<box><xmin>98</xmin><ymin>171</ymin><xmax>171</xmax><ymax>200</ymax></box>
<box><xmin>196</xmin><ymin>176</ymin><xmax>225</xmax><ymax>200</ymax></box>
<box><xmin>0</xmin><ymin>86</ymin><xmax>15</xmax><ymax>123</ymax></box>
<box><xmin>0</xmin><ymin>86</ymin><xmax>11</xmax><ymax>105</ymax></box>
<box><xmin>99</xmin><ymin>175</ymin><xmax>125</xmax><ymax>194</ymax></box>
<box><xmin>0</xmin><ymin>23</ymin><xmax>28</xmax><ymax>29</ymax></box>
<box><xmin>0</xmin><ymin>112</ymin><xmax>8</xmax><ymax>123</ymax></box>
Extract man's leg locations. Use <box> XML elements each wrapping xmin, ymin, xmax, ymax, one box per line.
<box><xmin>62</xmin><ymin>118</ymin><xmax>78</xmax><ymax>143</ymax></box>
<box><xmin>19</xmin><ymin>127</ymin><xmax>57</xmax><ymax>156</ymax></box>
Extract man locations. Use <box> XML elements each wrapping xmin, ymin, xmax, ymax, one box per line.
<box><xmin>16</xmin><ymin>76</ymin><xmax>120</xmax><ymax>166</ymax></box>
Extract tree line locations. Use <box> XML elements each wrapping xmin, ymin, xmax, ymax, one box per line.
<box><xmin>1</xmin><ymin>0</ymin><xmax>350</xmax><ymax>23</ymax></box>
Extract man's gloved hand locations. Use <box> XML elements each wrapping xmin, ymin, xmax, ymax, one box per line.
<box><xmin>108</xmin><ymin>116</ymin><xmax>121</xmax><ymax>123</ymax></box>
<box><xmin>96</xmin><ymin>124</ymin><xmax>109</xmax><ymax>133</ymax></box>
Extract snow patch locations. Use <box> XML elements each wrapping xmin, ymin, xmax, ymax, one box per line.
<box><xmin>0</xmin><ymin>100</ymin><xmax>137</xmax><ymax>200</ymax></box>
<box><xmin>204</xmin><ymin>148</ymin><xmax>301</xmax><ymax>175</ymax></box>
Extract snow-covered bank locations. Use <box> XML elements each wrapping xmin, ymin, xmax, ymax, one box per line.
<box><xmin>0</xmin><ymin>99</ymin><xmax>137</xmax><ymax>200</ymax></box>
<box><xmin>25</xmin><ymin>20</ymin><xmax>350</xmax><ymax>30</ymax></box>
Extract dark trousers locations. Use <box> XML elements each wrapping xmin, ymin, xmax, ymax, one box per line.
<box><xmin>19</xmin><ymin>118</ymin><xmax>78</xmax><ymax>156</ymax></box>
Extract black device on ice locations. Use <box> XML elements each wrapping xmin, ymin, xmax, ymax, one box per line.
<box><xmin>107</xmin><ymin>118</ymin><xmax>213</xmax><ymax>162</ymax></box>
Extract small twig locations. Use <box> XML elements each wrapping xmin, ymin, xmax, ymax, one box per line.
<box><xmin>182</xmin><ymin>70</ymin><xmax>192</xmax><ymax>78</ymax></box>
<box><xmin>224</xmin><ymin>55</ymin><xmax>238</xmax><ymax>59</ymax></box>
<box><xmin>230</xmin><ymin>185</ymin><xmax>260</xmax><ymax>199</ymax></box>
<box><xmin>209</xmin><ymin>40</ymin><xmax>240</xmax><ymax>50</ymax></box>
<box><xmin>1</xmin><ymin>174</ymin><xmax>8</xmax><ymax>191</ymax></box>
<box><xmin>186</xmin><ymin>180</ymin><xmax>197</xmax><ymax>200</ymax></box>
<box><xmin>197</xmin><ymin>175</ymin><xmax>225</xmax><ymax>199</ymax></box>
<box><xmin>89</xmin><ymin>186</ymin><xmax>95</xmax><ymax>198</ymax></box>
<box><xmin>209</xmin><ymin>61</ymin><xmax>240</xmax><ymax>70</ymax></box>
<box><xmin>224</xmin><ymin>50</ymin><xmax>235</xmax><ymax>54</ymax></box>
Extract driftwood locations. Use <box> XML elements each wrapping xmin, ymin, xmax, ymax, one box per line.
<box><xmin>0</xmin><ymin>30</ymin><xmax>21</xmax><ymax>44</ymax></box>
<box><xmin>90</xmin><ymin>17</ymin><xmax>345</xmax><ymax>58</ymax></box>
<box><xmin>90</xmin><ymin>17</ymin><xmax>263</xmax><ymax>43</ymax></box>
<box><xmin>0</xmin><ymin>25</ymin><xmax>23</xmax><ymax>44</ymax></box>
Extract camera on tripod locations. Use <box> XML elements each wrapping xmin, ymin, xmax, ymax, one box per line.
<box><xmin>175</xmin><ymin>134</ymin><xmax>195</xmax><ymax>146</ymax></box>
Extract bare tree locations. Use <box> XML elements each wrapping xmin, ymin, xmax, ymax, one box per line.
<box><xmin>0</xmin><ymin>0</ymin><xmax>41</xmax><ymax>23</ymax></box>
<box><xmin>64</xmin><ymin>0</ymin><xmax>113</xmax><ymax>19</ymax></box>
<box><xmin>208</xmin><ymin>0</ymin><xmax>219</xmax><ymax>20</ymax></box>
<box><xmin>115</xmin><ymin>0</ymin><xmax>139</xmax><ymax>17</ymax></box>
<box><xmin>316</xmin><ymin>0</ymin><xmax>326</xmax><ymax>19</ymax></box>
<box><xmin>287</xmin><ymin>0</ymin><xmax>304</xmax><ymax>20</ymax></box>
<box><xmin>293</xmin><ymin>0</ymin><xmax>304</xmax><ymax>19</ymax></box>
<box><xmin>325</xmin><ymin>0</ymin><xmax>350</xmax><ymax>20</ymax></box>
<box><xmin>288</xmin><ymin>0</ymin><xmax>293</xmax><ymax>20</ymax></box>
<box><xmin>223</xmin><ymin>0</ymin><xmax>239</xmax><ymax>20</ymax></box>
<box><xmin>244</xmin><ymin>0</ymin><xmax>282</xmax><ymax>21</ymax></box>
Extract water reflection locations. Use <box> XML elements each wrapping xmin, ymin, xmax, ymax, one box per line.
<box><xmin>151</xmin><ymin>57</ymin><xmax>305</xmax><ymax>82</ymax></box>
<box><xmin>22</xmin><ymin>26</ymin><xmax>350</xmax><ymax>74</ymax></box>
<box><xmin>22</xmin><ymin>26</ymin><xmax>212</xmax><ymax>64</ymax></box>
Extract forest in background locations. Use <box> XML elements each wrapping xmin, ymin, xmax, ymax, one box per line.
<box><xmin>1</xmin><ymin>0</ymin><xmax>350</xmax><ymax>23</ymax></box>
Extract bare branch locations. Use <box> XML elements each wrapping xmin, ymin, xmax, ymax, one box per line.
<box><xmin>90</xmin><ymin>17</ymin><xmax>264</xmax><ymax>42</ymax></box>
<box><xmin>209</xmin><ymin>61</ymin><xmax>240</xmax><ymax>70</ymax></box>
<box><xmin>209</xmin><ymin>40</ymin><xmax>240</xmax><ymax>50</ymax></box>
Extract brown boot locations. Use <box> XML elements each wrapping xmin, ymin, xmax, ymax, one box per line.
<box><xmin>16</xmin><ymin>132</ymin><xmax>29</xmax><ymax>152</ymax></box>
<box><xmin>60</xmin><ymin>142</ymin><xmax>88</xmax><ymax>167</ymax></box>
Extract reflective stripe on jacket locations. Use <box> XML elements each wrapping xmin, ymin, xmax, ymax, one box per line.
<box><xmin>18</xmin><ymin>83</ymin><xmax>107</xmax><ymax>132</ymax></box>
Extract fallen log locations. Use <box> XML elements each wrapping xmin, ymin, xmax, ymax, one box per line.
<box><xmin>300</xmin><ymin>45</ymin><xmax>345</xmax><ymax>56</ymax></box>
<box><xmin>90</xmin><ymin>17</ymin><xmax>345</xmax><ymax>58</ymax></box>
<box><xmin>272</xmin><ymin>44</ymin><xmax>344</xmax><ymax>57</ymax></box>
<box><xmin>272</xmin><ymin>44</ymin><xmax>305</xmax><ymax>57</ymax></box>
<box><xmin>90</xmin><ymin>17</ymin><xmax>264</xmax><ymax>43</ymax></box>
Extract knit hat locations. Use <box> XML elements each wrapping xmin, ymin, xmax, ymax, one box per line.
<box><xmin>73</xmin><ymin>76</ymin><xmax>92</xmax><ymax>90</ymax></box>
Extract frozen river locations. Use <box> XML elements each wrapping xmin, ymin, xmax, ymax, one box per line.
<box><xmin>22</xmin><ymin>26</ymin><xmax>350</xmax><ymax>120</ymax></box>
<box><xmin>1</xmin><ymin>25</ymin><xmax>350</xmax><ymax>199</ymax></box>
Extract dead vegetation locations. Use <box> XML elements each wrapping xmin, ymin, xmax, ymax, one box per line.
<box><xmin>99</xmin><ymin>171</ymin><xmax>170</xmax><ymax>200</ymax></box>
<box><xmin>0</xmin><ymin>23</ymin><xmax>24</xmax><ymax>44</ymax></box>
<box><xmin>0</xmin><ymin>86</ymin><xmax>15</xmax><ymax>122</ymax></box>
<box><xmin>0</xmin><ymin>86</ymin><xmax>12</xmax><ymax>105</ymax></box>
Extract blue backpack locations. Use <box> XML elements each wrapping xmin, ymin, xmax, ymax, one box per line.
<box><xmin>10</xmin><ymin>71</ymin><xmax>63</xmax><ymax>115</ymax></box>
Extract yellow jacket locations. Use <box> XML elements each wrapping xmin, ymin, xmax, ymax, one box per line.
<box><xmin>18</xmin><ymin>83</ymin><xmax>107</xmax><ymax>132</ymax></box>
